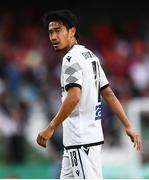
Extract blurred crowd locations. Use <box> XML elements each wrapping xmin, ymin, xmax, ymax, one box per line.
<box><xmin>0</xmin><ymin>8</ymin><xmax>149</xmax><ymax>169</ymax></box>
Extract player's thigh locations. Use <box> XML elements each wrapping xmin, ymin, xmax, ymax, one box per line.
<box><xmin>60</xmin><ymin>149</ymin><xmax>74</xmax><ymax>179</ymax></box>
<box><xmin>67</xmin><ymin>148</ymin><xmax>85</xmax><ymax>179</ymax></box>
<box><xmin>79</xmin><ymin>145</ymin><xmax>103</xmax><ymax>179</ymax></box>
<box><xmin>67</xmin><ymin>146</ymin><xmax>103</xmax><ymax>179</ymax></box>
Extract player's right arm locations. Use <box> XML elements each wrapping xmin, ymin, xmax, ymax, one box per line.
<box><xmin>37</xmin><ymin>53</ymin><xmax>83</xmax><ymax>148</ymax></box>
<box><xmin>36</xmin><ymin>86</ymin><xmax>81</xmax><ymax>148</ymax></box>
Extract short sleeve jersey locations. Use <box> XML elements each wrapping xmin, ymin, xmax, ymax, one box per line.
<box><xmin>61</xmin><ymin>44</ymin><xmax>109</xmax><ymax>147</ymax></box>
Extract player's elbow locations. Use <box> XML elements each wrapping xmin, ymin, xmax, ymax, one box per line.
<box><xmin>101</xmin><ymin>86</ymin><xmax>115</xmax><ymax>99</ymax></box>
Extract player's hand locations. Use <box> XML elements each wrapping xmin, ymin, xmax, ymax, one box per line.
<box><xmin>36</xmin><ymin>126</ymin><xmax>54</xmax><ymax>148</ymax></box>
<box><xmin>125</xmin><ymin>127</ymin><xmax>142</xmax><ymax>151</ymax></box>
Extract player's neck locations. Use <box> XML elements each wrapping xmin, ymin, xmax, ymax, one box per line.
<box><xmin>68</xmin><ymin>40</ymin><xmax>78</xmax><ymax>52</ymax></box>
<box><xmin>62</xmin><ymin>39</ymin><xmax>78</xmax><ymax>55</ymax></box>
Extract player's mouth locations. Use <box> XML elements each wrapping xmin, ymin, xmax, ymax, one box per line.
<box><xmin>52</xmin><ymin>42</ymin><xmax>60</xmax><ymax>48</ymax></box>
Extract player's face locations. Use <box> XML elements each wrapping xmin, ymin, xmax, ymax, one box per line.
<box><xmin>48</xmin><ymin>21</ymin><xmax>75</xmax><ymax>53</ymax></box>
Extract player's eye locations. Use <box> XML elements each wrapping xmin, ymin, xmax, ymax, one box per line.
<box><xmin>49</xmin><ymin>30</ymin><xmax>53</xmax><ymax>35</ymax></box>
<box><xmin>55</xmin><ymin>28</ymin><xmax>61</xmax><ymax>33</ymax></box>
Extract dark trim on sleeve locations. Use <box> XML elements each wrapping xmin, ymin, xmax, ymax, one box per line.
<box><xmin>65</xmin><ymin>83</ymin><xmax>82</xmax><ymax>91</ymax></box>
<box><xmin>100</xmin><ymin>84</ymin><xmax>109</xmax><ymax>91</ymax></box>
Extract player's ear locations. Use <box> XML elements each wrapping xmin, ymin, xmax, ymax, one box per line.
<box><xmin>70</xmin><ymin>27</ymin><xmax>76</xmax><ymax>38</ymax></box>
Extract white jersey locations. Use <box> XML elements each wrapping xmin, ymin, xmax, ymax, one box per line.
<box><xmin>61</xmin><ymin>44</ymin><xmax>109</xmax><ymax>147</ymax></box>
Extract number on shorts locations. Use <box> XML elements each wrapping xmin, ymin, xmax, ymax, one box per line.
<box><xmin>70</xmin><ymin>151</ymin><xmax>78</xmax><ymax>167</ymax></box>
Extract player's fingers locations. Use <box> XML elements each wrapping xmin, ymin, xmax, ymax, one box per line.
<box><xmin>36</xmin><ymin>134</ymin><xmax>42</xmax><ymax>146</ymax></box>
<box><xmin>133</xmin><ymin>138</ymin><xmax>136</xmax><ymax>148</ymax></box>
<box><xmin>39</xmin><ymin>137</ymin><xmax>46</xmax><ymax>147</ymax></box>
<box><xmin>136</xmin><ymin>136</ymin><xmax>142</xmax><ymax>151</ymax></box>
<box><xmin>37</xmin><ymin>134</ymin><xmax>47</xmax><ymax>148</ymax></box>
<box><xmin>42</xmin><ymin>138</ymin><xmax>47</xmax><ymax>147</ymax></box>
<box><xmin>131</xmin><ymin>136</ymin><xmax>134</xmax><ymax>143</ymax></box>
<box><xmin>134</xmin><ymin>135</ymin><xmax>141</xmax><ymax>151</ymax></box>
<box><xmin>133</xmin><ymin>135</ymin><xmax>138</xmax><ymax>148</ymax></box>
<box><xmin>137</xmin><ymin>142</ymin><xmax>140</xmax><ymax>151</ymax></box>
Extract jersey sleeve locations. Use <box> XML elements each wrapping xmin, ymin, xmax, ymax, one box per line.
<box><xmin>62</xmin><ymin>54</ymin><xmax>83</xmax><ymax>91</ymax></box>
<box><xmin>99</xmin><ymin>63</ymin><xmax>109</xmax><ymax>90</ymax></box>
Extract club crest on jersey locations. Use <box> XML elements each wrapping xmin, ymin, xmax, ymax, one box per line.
<box><xmin>66</xmin><ymin>56</ymin><xmax>72</xmax><ymax>62</ymax></box>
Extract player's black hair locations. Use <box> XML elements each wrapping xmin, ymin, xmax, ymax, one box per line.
<box><xmin>43</xmin><ymin>9</ymin><xmax>79</xmax><ymax>39</ymax></box>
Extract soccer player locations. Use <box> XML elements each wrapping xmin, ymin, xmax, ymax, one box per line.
<box><xmin>36</xmin><ymin>9</ymin><xmax>142</xmax><ymax>179</ymax></box>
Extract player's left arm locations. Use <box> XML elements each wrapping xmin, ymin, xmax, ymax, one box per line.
<box><xmin>101</xmin><ymin>86</ymin><xmax>142</xmax><ymax>151</ymax></box>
